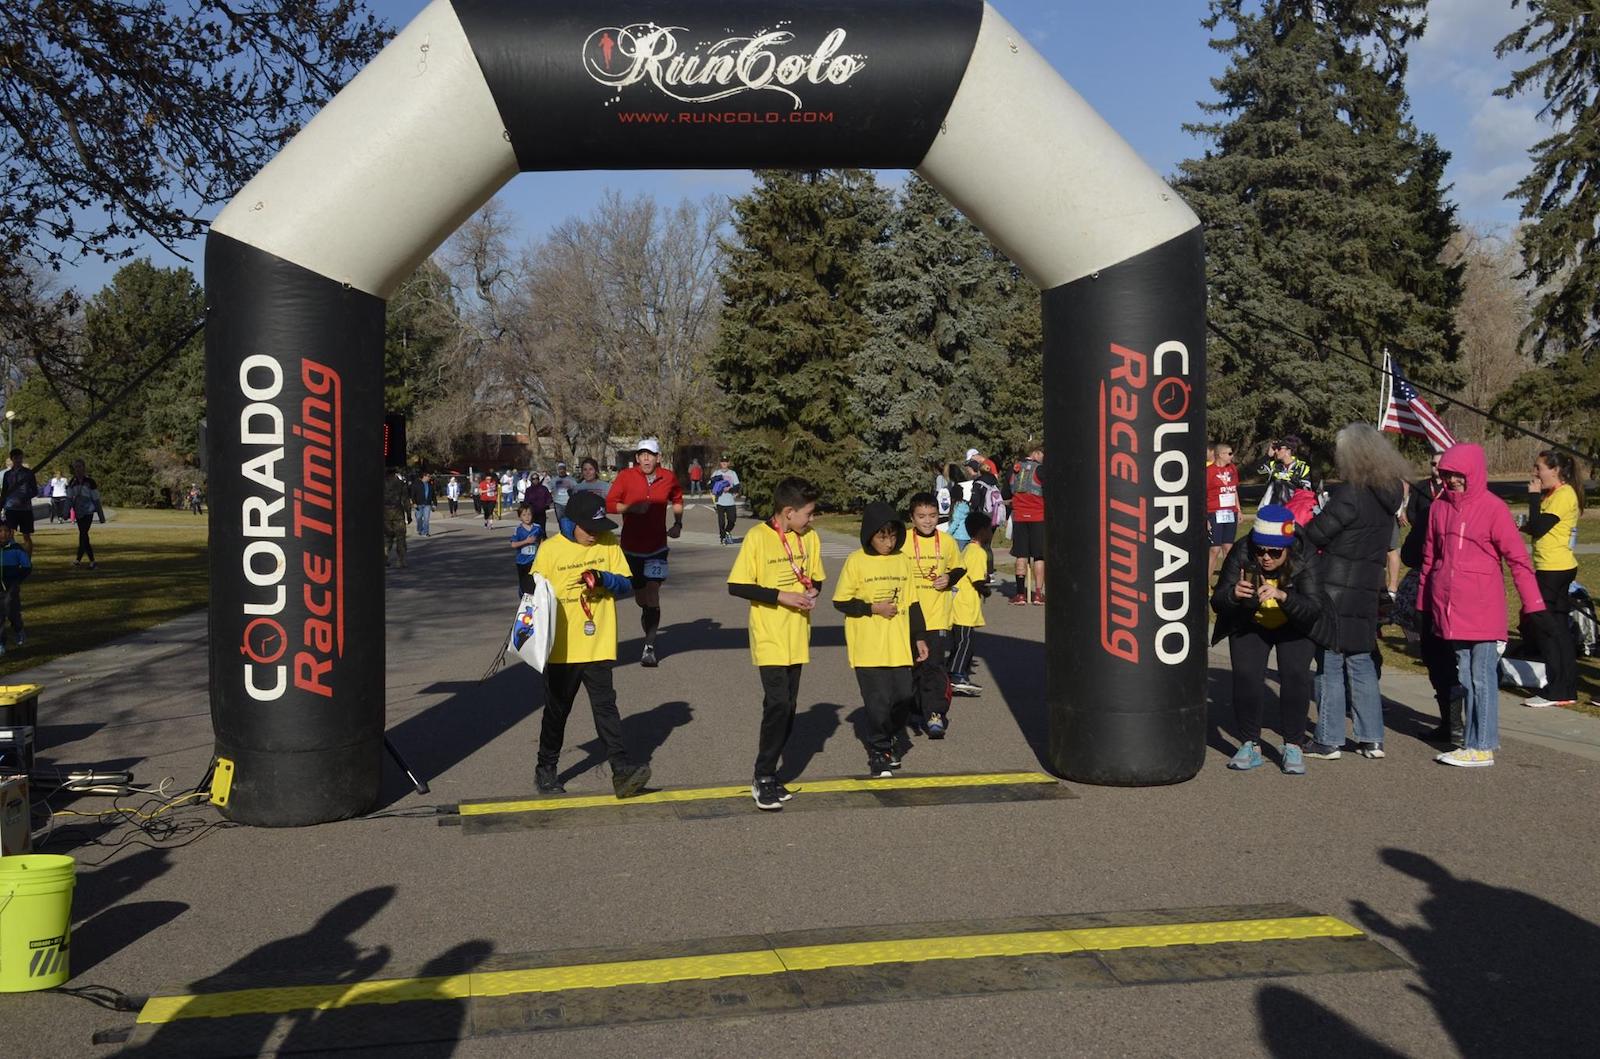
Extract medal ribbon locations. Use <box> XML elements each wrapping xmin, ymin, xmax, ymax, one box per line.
<box><xmin>771</xmin><ymin>520</ymin><xmax>815</xmax><ymax>591</ymax></box>
<box><xmin>912</xmin><ymin>530</ymin><xmax>943</xmax><ymax>581</ymax></box>
<box><xmin>578</xmin><ymin>571</ymin><xmax>598</xmax><ymax>630</ymax></box>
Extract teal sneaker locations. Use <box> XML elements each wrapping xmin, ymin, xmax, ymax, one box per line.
<box><xmin>1282</xmin><ymin>744</ymin><xmax>1306</xmax><ymax>775</ymax></box>
<box><xmin>1228</xmin><ymin>741</ymin><xmax>1264</xmax><ymax>770</ymax></box>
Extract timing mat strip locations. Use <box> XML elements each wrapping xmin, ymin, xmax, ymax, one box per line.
<box><xmin>136</xmin><ymin>908</ymin><xmax>1383</xmax><ymax>1026</ymax></box>
<box><xmin>457</xmin><ymin>771</ymin><xmax>1068</xmax><ymax>819</ymax></box>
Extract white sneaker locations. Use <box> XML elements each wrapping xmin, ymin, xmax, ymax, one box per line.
<box><xmin>1523</xmin><ymin>695</ymin><xmax>1573</xmax><ymax>708</ymax></box>
<box><xmin>1435</xmin><ymin>747</ymin><xmax>1494</xmax><ymax>768</ymax></box>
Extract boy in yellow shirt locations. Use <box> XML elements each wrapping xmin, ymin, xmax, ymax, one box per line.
<box><xmin>529</xmin><ymin>490</ymin><xmax>652</xmax><ymax>798</ymax></box>
<box><xmin>905</xmin><ymin>492</ymin><xmax>966</xmax><ymax>738</ymax></box>
<box><xmin>832</xmin><ymin>502</ymin><xmax>930</xmax><ymax>777</ymax></box>
<box><xmin>949</xmin><ymin>514</ymin><xmax>995</xmax><ymax>698</ymax></box>
<box><xmin>727</xmin><ymin>477</ymin><xmax>825</xmax><ymax>810</ymax></box>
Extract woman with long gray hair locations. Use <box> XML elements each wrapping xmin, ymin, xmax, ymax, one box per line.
<box><xmin>1301</xmin><ymin>424</ymin><xmax>1412</xmax><ymax>761</ymax></box>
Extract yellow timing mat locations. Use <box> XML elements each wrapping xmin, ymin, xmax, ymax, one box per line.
<box><xmin>460</xmin><ymin>770</ymin><xmax>1061</xmax><ymax>816</ymax></box>
<box><xmin>137</xmin><ymin>907</ymin><xmax>1391</xmax><ymax>1027</ymax></box>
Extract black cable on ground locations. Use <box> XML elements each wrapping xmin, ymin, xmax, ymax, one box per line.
<box><xmin>56</xmin><ymin>985</ymin><xmax>146</xmax><ymax>1013</ymax></box>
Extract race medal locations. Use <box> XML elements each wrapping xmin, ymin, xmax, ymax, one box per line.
<box><xmin>583</xmin><ymin>620</ymin><xmax>597</xmax><ymax>637</ymax></box>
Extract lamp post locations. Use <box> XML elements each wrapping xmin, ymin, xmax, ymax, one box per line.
<box><xmin>3</xmin><ymin>409</ymin><xmax>13</xmax><ymax>452</ymax></box>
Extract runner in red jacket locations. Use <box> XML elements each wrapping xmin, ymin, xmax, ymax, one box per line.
<box><xmin>1206</xmin><ymin>442</ymin><xmax>1241</xmax><ymax>584</ymax></box>
<box><xmin>606</xmin><ymin>438</ymin><xmax>684</xmax><ymax>667</ymax></box>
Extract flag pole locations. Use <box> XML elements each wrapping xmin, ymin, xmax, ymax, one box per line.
<box><xmin>1378</xmin><ymin>349</ymin><xmax>1391</xmax><ymax>427</ymax></box>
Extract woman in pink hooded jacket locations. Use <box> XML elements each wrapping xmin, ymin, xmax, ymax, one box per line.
<box><xmin>1416</xmin><ymin>443</ymin><xmax>1546</xmax><ymax>768</ymax></box>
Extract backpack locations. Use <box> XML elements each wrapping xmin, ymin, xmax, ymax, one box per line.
<box><xmin>974</xmin><ymin>480</ymin><xmax>1006</xmax><ymax>528</ymax></box>
<box><xmin>1570</xmin><ymin>582</ymin><xmax>1598</xmax><ymax>657</ymax></box>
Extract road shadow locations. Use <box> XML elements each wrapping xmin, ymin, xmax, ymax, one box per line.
<box><xmin>780</xmin><ymin>700</ymin><xmax>847</xmax><ymax>782</ymax></box>
<box><xmin>970</xmin><ymin>629</ymin><xmax>1048</xmax><ymax>767</ymax></box>
<box><xmin>123</xmin><ymin>886</ymin><xmax>493</xmax><ymax>1057</ymax></box>
<box><xmin>565</xmin><ymin>699</ymin><xmax>695</xmax><ymax>781</ymax></box>
<box><xmin>72</xmin><ymin>847</ymin><xmax>173</xmax><ymax>922</ymax></box>
<box><xmin>1257</xmin><ymin>984</ymin><xmax>1407</xmax><ymax>1057</ymax></box>
<box><xmin>71</xmin><ymin>900</ymin><xmax>189</xmax><ymax>979</ymax></box>
<box><xmin>378</xmin><ymin>665</ymin><xmax>535</xmax><ymax>807</ymax></box>
<box><xmin>1257</xmin><ymin>848</ymin><xmax>1600</xmax><ymax>1057</ymax></box>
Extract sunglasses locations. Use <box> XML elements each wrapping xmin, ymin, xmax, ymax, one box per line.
<box><xmin>1255</xmin><ymin>546</ymin><xmax>1287</xmax><ymax>557</ymax></box>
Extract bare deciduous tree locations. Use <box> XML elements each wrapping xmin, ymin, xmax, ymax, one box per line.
<box><xmin>1444</xmin><ymin>227</ymin><xmax>1539</xmax><ymax>472</ymax></box>
<box><xmin>423</xmin><ymin>193</ymin><xmax>727</xmax><ymax>468</ymax></box>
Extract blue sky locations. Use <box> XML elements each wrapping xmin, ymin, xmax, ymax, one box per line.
<box><xmin>62</xmin><ymin>0</ymin><xmax>1541</xmax><ymax>293</ymax></box>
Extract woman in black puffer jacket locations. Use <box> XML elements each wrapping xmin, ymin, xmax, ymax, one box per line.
<box><xmin>1211</xmin><ymin>505</ymin><xmax>1335</xmax><ymax>774</ymax></box>
<box><xmin>1301</xmin><ymin>424</ymin><xmax>1412</xmax><ymax>760</ymax></box>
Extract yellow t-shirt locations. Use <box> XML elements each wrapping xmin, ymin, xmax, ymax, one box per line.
<box><xmin>1533</xmin><ymin>484</ymin><xmax>1579</xmax><ymax>571</ymax></box>
<box><xmin>906</xmin><ymin>529</ymin><xmax>961</xmax><ymax>632</ymax></box>
<box><xmin>727</xmin><ymin>522</ymin><xmax>828</xmax><ymax>667</ymax></box>
<box><xmin>530</xmin><ymin>531</ymin><xmax>632</xmax><ymax>664</ymax></box>
<box><xmin>1252</xmin><ymin>577</ymin><xmax>1288</xmax><ymax>631</ymax></box>
<box><xmin>951</xmin><ymin>540</ymin><xmax>990</xmax><ymax>628</ymax></box>
<box><xmin>832</xmin><ymin>549</ymin><xmax>921</xmax><ymax>668</ymax></box>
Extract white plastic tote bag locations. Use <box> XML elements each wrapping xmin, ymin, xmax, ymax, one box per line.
<box><xmin>507</xmin><ymin>574</ymin><xmax>558</xmax><ymax>671</ymax></box>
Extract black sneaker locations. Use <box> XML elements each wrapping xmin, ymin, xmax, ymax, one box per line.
<box><xmin>1356</xmin><ymin>742</ymin><xmax>1386</xmax><ymax>759</ymax></box>
<box><xmin>640</xmin><ymin>645</ymin><xmax>659</xmax><ymax>668</ymax></box>
<box><xmin>612</xmin><ymin>763</ymin><xmax>652</xmax><ymax>798</ymax></box>
<box><xmin>535</xmin><ymin>766</ymin><xmax>566</xmax><ymax>794</ymax></box>
<box><xmin>866</xmin><ymin>753</ymin><xmax>894</xmax><ymax>779</ymax></box>
<box><xmin>885</xmin><ymin>750</ymin><xmax>902</xmax><ymax>770</ymax></box>
<box><xmin>774</xmin><ymin>781</ymin><xmax>795</xmax><ymax>801</ymax></box>
<box><xmin>1303</xmin><ymin>741</ymin><xmax>1343</xmax><ymax>760</ymax></box>
<box><xmin>751</xmin><ymin>778</ymin><xmax>783</xmax><ymax>811</ymax></box>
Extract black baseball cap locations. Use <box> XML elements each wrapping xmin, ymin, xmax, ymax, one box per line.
<box><xmin>564</xmin><ymin>490</ymin><xmax>616</xmax><ymax>533</ymax></box>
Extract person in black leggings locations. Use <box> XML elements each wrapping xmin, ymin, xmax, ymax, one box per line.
<box><xmin>1211</xmin><ymin>505</ymin><xmax>1334</xmax><ymax>774</ymax></box>
<box><xmin>67</xmin><ymin>460</ymin><xmax>103</xmax><ymax>569</ymax></box>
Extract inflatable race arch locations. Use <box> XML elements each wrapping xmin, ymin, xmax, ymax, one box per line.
<box><xmin>206</xmin><ymin>0</ymin><xmax>1208</xmax><ymax>826</ymax></box>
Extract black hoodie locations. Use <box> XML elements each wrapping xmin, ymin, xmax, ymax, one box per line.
<box><xmin>833</xmin><ymin>502</ymin><xmax>926</xmax><ymax>639</ymax></box>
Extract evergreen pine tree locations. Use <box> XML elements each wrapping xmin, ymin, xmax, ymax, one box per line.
<box><xmin>972</xmin><ymin>251</ymin><xmax>1044</xmax><ymax>466</ymax></box>
<box><xmin>1176</xmin><ymin>0</ymin><xmax>1461</xmax><ymax>465</ymax></box>
<box><xmin>711</xmin><ymin>170</ymin><xmax>889</xmax><ymax>514</ymax></box>
<box><xmin>10</xmin><ymin>260</ymin><xmax>204</xmax><ymax>505</ymax></box>
<box><xmin>855</xmin><ymin>176</ymin><xmax>1011</xmax><ymax>509</ymax></box>
<box><xmin>1492</xmin><ymin>2</ymin><xmax>1600</xmax><ymax>456</ymax></box>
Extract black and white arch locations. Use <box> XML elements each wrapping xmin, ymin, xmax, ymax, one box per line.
<box><xmin>207</xmin><ymin>0</ymin><xmax>1207</xmax><ymax>826</ymax></box>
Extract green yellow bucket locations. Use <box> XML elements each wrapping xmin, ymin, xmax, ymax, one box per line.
<box><xmin>0</xmin><ymin>855</ymin><xmax>75</xmax><ymax>991</ymax></box>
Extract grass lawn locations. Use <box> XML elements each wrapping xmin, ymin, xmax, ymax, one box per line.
<box><xmin>1</xmin><ymin>509</ymin><xmax>209</xmax><ymax>678</ymax></box>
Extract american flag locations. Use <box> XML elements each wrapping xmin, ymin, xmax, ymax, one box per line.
<box><xmin>1381</xmin><ymin>353</ymin><xmax>1458</xmax><ymax>453</ymax></box>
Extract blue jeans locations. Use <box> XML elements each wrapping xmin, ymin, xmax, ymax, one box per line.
<box><xmin>1315</xmin><ymin>650</ymin><xmax>1383</xmax><ymax>746</ymax></box>
<box><xmin>415</xmin><ymin>504</ymin><xmax>432</xmax><ymax>535</ymax></box>
<box><xmin>1453</xmin><ymin>641</ymin><xmax>1501</xmax><ymax>751</ymax></box>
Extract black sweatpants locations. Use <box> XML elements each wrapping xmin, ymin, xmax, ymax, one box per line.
<box><xmin>716</xmin><ymin>504</ymin><xmax>738</xmax><ymax>538</ymax></box>
<box><xmin>856</xmin><ymin>667</ymin><xmax>914</xmax><ymax>754</ymax></box>
<box><xmin>1533</xmin><ymin>567</ymin><xmax>1578</xmax><ymax>700</ymax></box>
<box><xmin>914</xmin><ymin>629</ymin><xmax>951</xmax><ymax>720</ymax></box>
<box><xmin>947</xmin><ymin>624</ymin><xmax>976</xmax><ymax>682</ymax></box>
<box><xmin>754</xmin><ymin>664</ymin><xmax>802</xmax><ymax>779</ymax></box>
<box><xmin>1227</xmin><ymin>625</ymin><xmax>1314</xmax><ymax>746</ymax></box>
<box><xmin>540</xmin><ymin>661</ymin><xmax>627</xmax><ymax>770</ymax></box>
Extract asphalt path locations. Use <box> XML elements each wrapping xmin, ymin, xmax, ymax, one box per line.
<box><xmin>6</xmin><ymin>503</ymin><xmax>1600</xmax><ymax>1057</ymax></box>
